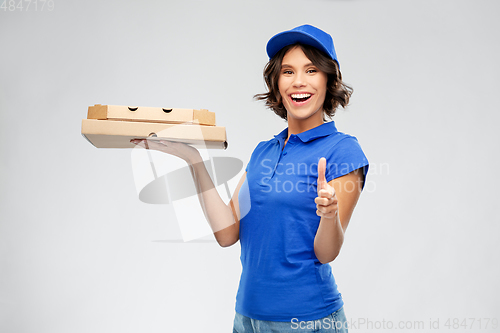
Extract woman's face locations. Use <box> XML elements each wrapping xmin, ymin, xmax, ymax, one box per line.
<box><xmin>278</xmin><ymin>46</ymin><xmax>327</xmax><ymax>125</ymax></box>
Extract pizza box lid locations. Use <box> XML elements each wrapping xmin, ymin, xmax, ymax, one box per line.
<box><xmin>87</xmin><ymin>104</ymin><xmax>216</xmax><ymax>126</ymax></box>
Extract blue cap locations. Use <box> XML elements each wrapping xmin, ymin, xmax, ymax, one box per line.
<box><xmin>266</xmin><ymin>24</ymin><xmax>339</xmax><ymax>67</ymax></box>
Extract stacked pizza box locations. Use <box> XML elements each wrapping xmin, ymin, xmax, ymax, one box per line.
<box><xmin>81</xmin><ymin>104</ymin><xmax>228</xmax><ymax>149</ymax></box>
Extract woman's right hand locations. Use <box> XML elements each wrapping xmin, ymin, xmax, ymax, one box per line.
<box><xmin>130</xmin><ymin>139</ymin><xmax>202</xmax><ymax>164</ymax></box>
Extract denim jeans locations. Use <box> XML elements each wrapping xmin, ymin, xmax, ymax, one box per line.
<box><xmin>233</xmin><ymin>307</ymin><xmax>348</xmax><ymax>333</ymax></box>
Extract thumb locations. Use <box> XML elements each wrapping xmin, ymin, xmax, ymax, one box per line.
<box><xmin>317</xmin><ymin>157</ymin><xmax>327</xmax><ymax>193</ymax></box>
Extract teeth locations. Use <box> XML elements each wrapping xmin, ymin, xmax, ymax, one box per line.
<box><xmin>291</xmin><ymin>93</ymin><xmax>311</xmax><ymax>99</ymax></box>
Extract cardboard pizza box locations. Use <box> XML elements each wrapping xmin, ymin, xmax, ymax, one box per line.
<box><xmin>81</xmin><ymin>105</ymin><xmax>227</xmax><ymax>149</ymax></box>
<box><xmin>87</xmin><ymin>104</ymin><xmax>216</xmax><ymax>126</ymax></box>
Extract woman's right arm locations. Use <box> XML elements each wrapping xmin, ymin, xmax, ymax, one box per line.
<box><xmin>131</xmin><ymin>139</ymin><xmax>244</xmax><ymax>247</ymax></box>
<box><xmin>189</xmin><ymin>155</ymin><xmax>246</xmax><ymax>247</ymax></box>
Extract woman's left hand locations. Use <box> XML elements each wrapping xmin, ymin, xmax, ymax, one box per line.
<box><xmin>314</xmin><ymin>157</ymin><xmax>338</xmax><ymax>219</ymax></box>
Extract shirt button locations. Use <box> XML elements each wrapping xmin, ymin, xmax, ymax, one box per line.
<box><xmin>283</xmin><ymin>152</ymin><xmax>287</xmax><ymax>155</ymax></box>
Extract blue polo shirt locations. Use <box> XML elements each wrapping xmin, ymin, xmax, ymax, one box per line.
<box><xmin>235</xmin><ymin>121</ymin><xmax>369</xmax><ymax>322</ymax></box>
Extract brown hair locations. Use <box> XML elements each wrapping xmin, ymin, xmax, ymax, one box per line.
<box><xmin>254</xmin><ymin>43</ymin><xmax>353</xmax><ymax>121</ymax></box>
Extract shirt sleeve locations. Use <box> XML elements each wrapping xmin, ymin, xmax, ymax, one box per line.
<box><xmin>244</xmin><ymin>141</ymin><xmax>265</xmax><ymax>173</ymax></box>
<box><xmin>324</xmin><ymin>136</ymin><xmax>369</xmax><ymax>189</ymax></box>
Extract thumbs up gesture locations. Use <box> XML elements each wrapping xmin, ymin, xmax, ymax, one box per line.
<box><xmin>315</xmin><ymin>157</ymin><xmax>338</xmax><ymax>219</ymax></box>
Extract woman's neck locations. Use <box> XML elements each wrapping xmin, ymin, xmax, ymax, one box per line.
<box><xmin>284</xmin><ymin>114</ymin><xmax>324</xmax><ymax>148</ymax></box>
<box><xmin>286</xmin><ymin>115</ymin><xmax>324</xmax><ymax>140</ymax></box>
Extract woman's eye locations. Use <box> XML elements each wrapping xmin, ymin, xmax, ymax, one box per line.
<box><xmin>307</xmin><ymin>69</ymin><xmax>317</xmax><ymax>73</ymax></box>
<box><xmin>282</xmin><ymin>70</ymin><xmax>293</xmax><ymax>75</ymax></box>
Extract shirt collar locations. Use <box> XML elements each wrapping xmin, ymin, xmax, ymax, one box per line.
<box><xmin>274</xmin><ymin>121</ymin><xmax>338</xmax><ymax>143</ymax></box>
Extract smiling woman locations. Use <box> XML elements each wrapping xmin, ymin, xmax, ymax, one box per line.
<box><xmin>132</xmin><ymin>24</ymin><xmax>368</xmax><ymax>333</ymax></box>
<box><xmin>278</xmin><ymin>46</ymin><xmax>329</xmax><ymax>130</ymax></box>
<box><xmin>232</xmin><ymin>24</ymin><xmax>368</xmax><ymax>333</ymax></box>
<box><xmin>255</xmin><ymin>41</ymin><xmax>352</xmax><ymax>123</ymax></box>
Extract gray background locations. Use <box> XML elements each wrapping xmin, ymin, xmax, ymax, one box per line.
<box><xmin>1</xmin><ymin>0</ymin><xmax>499</xmax><ymax>332</ymax></box>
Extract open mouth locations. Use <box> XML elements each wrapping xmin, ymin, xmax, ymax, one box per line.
<box><xmin>291</xmin><ymin>93</ymin><xmax>312</xmax><ymax>103</ymax></box>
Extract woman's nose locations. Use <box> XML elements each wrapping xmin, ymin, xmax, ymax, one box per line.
<box><xmin>292</xmin><ymin>72</ymin><xmax>306</xmax><ymax>87</ymax></box>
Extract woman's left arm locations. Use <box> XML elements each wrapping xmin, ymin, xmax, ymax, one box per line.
<box><xmin>313</xmin><ymin>158</ymin><xmax>365</xmax><ymax>264</ymax></box>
